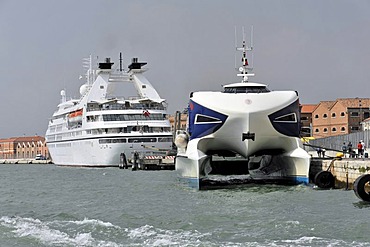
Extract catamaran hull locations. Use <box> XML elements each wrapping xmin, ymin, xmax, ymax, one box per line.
<box><xmin>175</xmin><ymin>90</ymin><xmax>311</xmax><ymax>189</ymax></box>
<box><xmin>175</xmin><ymin>139</ymin><xmax>310</xmax><ymax>189</ymax></box>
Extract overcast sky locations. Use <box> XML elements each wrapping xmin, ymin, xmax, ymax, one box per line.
<box><xmin>1</xmin><ymin>0</ymin><xmax>370</xmax><ymax>138</ymax></box>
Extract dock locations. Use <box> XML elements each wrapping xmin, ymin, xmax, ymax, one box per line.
<box><xmin>310</xmin><ymin>157</ymin><xmax>370</xmax><ymax>190</ymax></box>
<box><xmin>0</xmin><ymin>159</ymin><xmax>53</xmax><ymax>164</ymax></box>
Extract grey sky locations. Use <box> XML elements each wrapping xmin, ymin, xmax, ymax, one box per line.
<box><xmin>1</xmin><ymin>0</ymin><xmax>370</xmax><ymax>138</ymax></box>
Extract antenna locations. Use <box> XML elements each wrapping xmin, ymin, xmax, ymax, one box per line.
<box><xmin>250</xmin><ymin>26</ymin><xmax>254</xmax><ymax>68</ymax></box>
<box><xmin>119</xmin><ymin>52</ymin><xmax>123</xmax><ymax>72</ymax></box>
<box><xmin>82</xmin><ymin>55</ymin><xmax>93</xmax><ymax>84</ymax></box>
<box><xmin>234</xmin><ymin>26</ymin><xmax>237</xmax><ymax>70</ymax></box>
<box><xmin>235</xmin><ymin>26</ymin><xmax>255</xmax><ymax>82</ymax></box>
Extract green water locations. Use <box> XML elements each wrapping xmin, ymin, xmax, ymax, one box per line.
<box><xmin>0</xmin><ymin>164</ymin><xmax>369</xmax><ymax>246</ymax></box>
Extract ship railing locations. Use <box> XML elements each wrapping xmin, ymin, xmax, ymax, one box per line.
<box><xmin>86</xmin><ymin>105</ymin><xmax>166</xmax><ymax>112</ymax></box>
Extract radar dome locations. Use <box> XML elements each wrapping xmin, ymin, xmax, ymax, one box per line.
<box><xmin>79</xmin><ymin>84</ymin><xmax>90</xmax><ymax>96</ymax></box>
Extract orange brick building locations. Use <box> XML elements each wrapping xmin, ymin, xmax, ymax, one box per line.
<box><xmin>306</xmin><ymin>98</ymin><xmax>370</xmax><ymax>138</ymax></box>
<box><xmin>168</xmin><ymin>112</ymin><xmax>188</xmax><ymax>131</ymax></box>
<box><xmin>300</xmin><ymin>104</ymin><xmax>317</xmax><ymax>137</ymax></box>
<box><xmin>0</xmin><ymin>136</ymin><xmax>49</xmax><ymax>159</ymax></box>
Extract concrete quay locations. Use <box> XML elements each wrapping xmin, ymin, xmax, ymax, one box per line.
<box><xmin>310</xmin><ymin>158</ymin><xmax>370</xmax><ymax>189</ymax></box>
<box><xmin>0</xmin><ymin>159</ymin><xmax>53</xmax><ymax>164</ymax></box>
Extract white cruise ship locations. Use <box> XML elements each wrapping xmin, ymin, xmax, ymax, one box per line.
<box><xmin>46</xmin><ymin>55</ymin><xmax>173</xmax><ymax>166</ymax></box>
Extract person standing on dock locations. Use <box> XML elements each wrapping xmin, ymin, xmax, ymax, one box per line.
<box><xmin>316</xmin><ymin>147</ymin><xmax>322</xmax><ymax>158</ymax></box>
<box><xmin>348</xmin><ymin>142</ymin><xmax>353</xmax><ymax>158</ymax></box>
<box><xmin>361</xmin><ymin>140</ymin><xmax>366</xmax><ymax>152</ymax></box>
<box><xmin>358</xmin><ymin>141</ymin><xmax>364</xmax><ymax>158</ymax></box>
<box><xmin>342</xmin><ymin>142</ymin><xmax>347</xmax><ymax>157</ymax></box>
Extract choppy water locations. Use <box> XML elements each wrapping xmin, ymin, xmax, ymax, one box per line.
<box><xmin>0</xmin><ymin>164</ymin><xmax>369</xmax><ymax>246</ymax></box>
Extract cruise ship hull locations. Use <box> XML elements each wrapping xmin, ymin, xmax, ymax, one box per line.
<box><xmin>48</xmin><ymin>135</ymin><xmax>172</xmax><ymax>167</ymax></box>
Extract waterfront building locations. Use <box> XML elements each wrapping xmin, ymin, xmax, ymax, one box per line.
<box><xmin>311</xmin><ymin>98</ymin><xmax>370</xmax><ymax>138</ymax></box>
<box><xmin>168</xmin><ymin>112</ymin><xmax>188</xmax><ymax>131</ymax></box>
<box><xmin>362</xmin><ymin>117</ymin><xmax>370</xmax><ymax>131</ymax></box>
<box><xmin>300</xmin><ymin>104</ymin><xmax>317</xmax><ymax>137</ymax></box>
<box><xmin>0</xmin><ymin>136</ymin><xmax>49</xmax><ymax>159</ymax></box>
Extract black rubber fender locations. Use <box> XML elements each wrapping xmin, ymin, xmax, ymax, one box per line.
<box><xmin>314</xmin><ymin>171</ymin><xmax>335</xmax><ymax>189</ymax></box>
<box><xmin>354</xmin><ymin>174</ymin><xmax>370</xmax><ymax>202</ymax></box>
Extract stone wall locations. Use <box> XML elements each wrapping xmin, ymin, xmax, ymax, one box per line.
<box><xmin>310</xmin><ymin>158</ymin><xmax>370</xmax><ymax>189</ymax></box>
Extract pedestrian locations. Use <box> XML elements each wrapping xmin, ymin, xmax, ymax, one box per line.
<box><xmin>322</xmin><ymin>148</ymin><xmax>326</xmax><ymax>158</ymax></box>
<box><xmin>348</xmin><ymin>142</ymin><xmax>353</xmax><ymax>157</ymax></box>
<box><xmin>342</xmin><ymin>142</ymin><xmax>347</xmax><ymax>157</ymax></box>
<box><xmin>361</xmin><ymin>140</ymin><xmax>366</xmax><ymax>151</ymax></box>
<box><xmin>316</xmin><ymin>147</ymin><xmax>322</xmax><ymax>158</ymax></box>
<box><xmin>358</xmin><ymin>141</ymin><xmax>363</xmax><ymax>158</ymax></box>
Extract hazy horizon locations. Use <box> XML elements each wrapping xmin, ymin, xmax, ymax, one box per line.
<box><xmin>1</xmin><ymin>0</ymin><xmax>370</xmax><ymax>138</ymax></box>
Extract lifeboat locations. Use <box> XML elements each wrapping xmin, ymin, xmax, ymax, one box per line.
<box><xmin>68</xmin><ymin>109</ymin><xmax>83</xmax><ymax>123</ymax></box>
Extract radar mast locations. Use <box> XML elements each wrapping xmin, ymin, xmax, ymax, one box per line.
<box><xmin>235</xmin><ymin>26</ymin><xmax>254</xmax><ymax>82</ymax></box>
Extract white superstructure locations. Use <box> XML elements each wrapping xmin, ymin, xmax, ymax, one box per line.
<box><xmin>175</xmin><ymin>30</ymin><xmax>310</xmax><ymax>189</ymax></box>
<box><xmin>46</xmin><ymin>55</ymin><xmax>173</xmax><ymax>166</ymax></box>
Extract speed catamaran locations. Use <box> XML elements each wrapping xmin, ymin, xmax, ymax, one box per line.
<box><xmin>46</xmin><ymin>54</ymin><xmax>173</xmax><ymax>166</ymax></box>
<box><xmin>175</xmin><ymin>30</ymin><xmax>310</xmax><ymax>188</ymax></box>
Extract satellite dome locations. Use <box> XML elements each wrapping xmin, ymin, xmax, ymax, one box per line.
<box><xmin>79</xmin><ymin>84</ymin><xmax>90</xmax><ymax>96</ymax></box>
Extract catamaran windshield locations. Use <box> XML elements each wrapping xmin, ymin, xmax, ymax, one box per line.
<box><xmin>223</xmin><ymin>86</ymin><xmax>270</xmax><ymax>94</ymax></box>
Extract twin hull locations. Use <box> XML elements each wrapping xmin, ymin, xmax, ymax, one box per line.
<box><xmin>176</xmin><ymin>91</ymin><xmax>311</xmax><ymax>188</ymax></box>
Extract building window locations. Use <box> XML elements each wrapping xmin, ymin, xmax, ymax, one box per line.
<box><xmin>301</xmin><ymin>116</ymin><xmax>308</xmax><ymax>121</ymax></box>
<box><xmin>341</xmin><ymin>127</ymin><xmax>346</xmax><ymax>132</ymax></box>
<box><xmin>351</xmin><ymin>112</ymin><xmax>359</xmax><ymax>117</ymax></box>
<box><xmin>315</xmin><ymin>114</ymin><xmax>319</xmax><ymax>119</ymax></box>
<box><xmin>332</xmin><ymin>127</ymin><xmax>336</xmax><ymax>132</ymax></box>
<box><xmin>351</xmin><ymin>126</ymin><xmax>359</xmax><ymax>131</ymax></box>
<box><xmin>341</xmin><ymin>112</ymin><xmax>345</xmax><ymax>117</ymax></box>
<box><xmin>315</xmin><ymin>129</ymin><xmax>319</xmax><ymax>133</ymax></box>
<box><xmin>323</xmin><ymin>128</ymin><xmax>328</xmax><ymax>133</ymax></box>
<box><xmin>323</xmin><ymin>114</ymin><xmax>328</xmax><ymax>118</ymax></box>
<box><xmin>332</xmin><ymin>113</ymin><xmax>336</xmax><ymax>118</ymax></box>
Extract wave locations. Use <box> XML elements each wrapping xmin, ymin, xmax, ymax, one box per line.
<box><xmin>0</xmin><ymin>216</ymin><xmax>121</xmax><ymax>247</ymax></box>
<box><xmin>0</xmin><ymin>216</ymin><xmax>244</xmax><ymax>246</ymax></box>
<box><xmin>2</xmin><ymin>216</ymin><xmax>366</xmax><ymax>247</ymax></box>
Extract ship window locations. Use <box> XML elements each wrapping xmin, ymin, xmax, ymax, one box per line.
<box><xmin>99</xmin><ymin>139</ymin><xmax>127</xmax><ymax>144</ymax></box>
<box><xmin>273</xmin><ymin>113</ymin><xmax>297</xmax><ymax>123</ymax></box>
<box><xmin>195</xmin><ymin>114</ymin><xmax>222</xmax><ymax>124</ymax></box>
<box><xmin>103</xmin><ymin>113</ymin><xmax>164</xmax><ymax>121</ymax></box>
<box><xmin>158</xmin><ymin>137</ymin><xmax>173</xmax><ymax>142</ymax></box>
<box><xmin>223</xmin><ymin>86</ymin><xmax>270</xmax><ymax>94</ymax></box>
<box><xmin>128</xmin><ymin>138</ymin><xmax>157</xmax><ymax>143</ymax></box>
